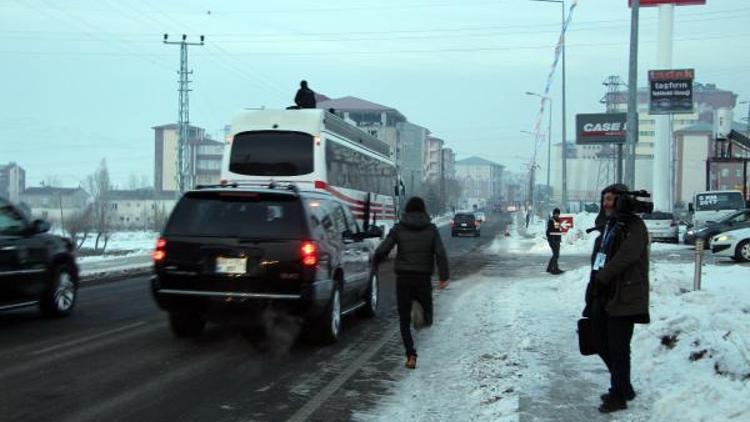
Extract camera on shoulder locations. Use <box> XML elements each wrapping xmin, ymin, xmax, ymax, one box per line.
<box><xmin>616</xmin><ymin>189</ymin><xmax>654</xmax><ymax>215</ymax></box>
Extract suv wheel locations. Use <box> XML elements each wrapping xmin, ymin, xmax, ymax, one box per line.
<box><xmin>735</xmin><ymin>240</ymin><xmax>750</xmax><ymax>263</ymax></box>
<box><xmin>169</xmin><ymin>312</ymin><xmax>206</xmax><ymax>338</ymax></box>
<box><xmin>359</xmin><ymin>273</ymin><xmax>379</xmax><ymax>318</ymax></box>
<box><xmin>315</xmin><ymin>285</ymin><xmax>341</xmax><ymax>344</ymax></box>
<box><xmin>41</xmin><ymin>265</ymin><xmax>77</xmax><ymax>317</ymax></box>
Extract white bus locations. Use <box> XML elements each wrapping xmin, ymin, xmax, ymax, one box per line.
<box><xmin>689</xmin><ymin>190</ymin><xmax>747</xmax><ymax>228</ymax></box>
<box><xmin>221</xmin><ymin>109</ymin><xmax>401</xmax><ymax>232</ymax></box>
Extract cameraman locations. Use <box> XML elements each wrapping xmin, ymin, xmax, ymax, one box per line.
<box><xmin>583</xmin><ymin>184</ymin><xmax>651</xmax><ymax>414</ymax></box>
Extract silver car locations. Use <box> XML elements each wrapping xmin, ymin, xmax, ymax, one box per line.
<box><xmin>642</xmin><ymin>212</ymin><xmax>679</xmax><ymax>243</ymax></box>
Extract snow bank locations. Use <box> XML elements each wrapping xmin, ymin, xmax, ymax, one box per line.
<box><xmin>78</xmin><ymin>231</ymin><xmax>159</xmax><ymax>254</ymax></box>
<box><xmin>553</xmin><ymin>262</ymin><xmax>750</xmax><ymax>420</ymax></box>
<box><xmin>491</xmin><ymin>213</ymin><xmax>692</xmax><ymax>257</ymax></box>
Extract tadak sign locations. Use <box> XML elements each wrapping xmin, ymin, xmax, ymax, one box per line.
<box><xmin>629</xmin><ymin>0</ymin><xmax>706</xmax><ymax>7</ymax></box>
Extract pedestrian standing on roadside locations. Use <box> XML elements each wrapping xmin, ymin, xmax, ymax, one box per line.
<box><xmin>373</xmin><ymin>196</ymin><xmax>450</xmax><ymax>370</ymax></box>
<box><xmin>546</xmin><ymin>208</ymin><xmax>564</xmax><ymax>274</ymax></box>
<box><xmin>582</xmin><ymin>184</ymin><xmax>651</xmax><ymax>414</ymax></box>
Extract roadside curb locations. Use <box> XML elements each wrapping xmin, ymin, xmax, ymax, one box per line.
<box><xmin>79</xmin><ymin>267</ymin><xmax>153</xmax><ymax>287</ymax></box>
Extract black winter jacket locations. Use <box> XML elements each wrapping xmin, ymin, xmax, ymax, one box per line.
<box><xmin>373</xmin><ymin>212</ymin><xmax>450</xmax><ymax>280</ymax></box>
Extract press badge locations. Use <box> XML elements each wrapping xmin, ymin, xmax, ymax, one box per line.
<box><xmin>592</xmin><ymin>252</ymin><xmax>607</xmax><ymax>271</ymax></box>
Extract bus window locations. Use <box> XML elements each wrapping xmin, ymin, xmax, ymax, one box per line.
<box><xmin>230</xmin><ymin>131</ymin><xmax>314</xmax><ymax>176</ymax></box>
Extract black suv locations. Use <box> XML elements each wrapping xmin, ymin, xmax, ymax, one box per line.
<box><xmin>451</xmin><ymin>213</ymin><xmax>480</xmax><ymax>237</ymax></box>
<box><xmin>685</xmin><ymin>209</ymin><xmax>750</xmax><ymax>246</ymax></box>
<box><xmin>151</xmin><ymin>185</ymin><xmax>383</xmax><ymax>343</ymax></box>
<box><xmin>0</xmin><ymin>197</ymin><xmax>79</xmax><ymax>316</ymax></box>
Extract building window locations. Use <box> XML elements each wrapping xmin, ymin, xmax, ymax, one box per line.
<box><xmin>639</xmin><ymin>131</ymin><xmax>655</xmax><ymax>137</ymax></box>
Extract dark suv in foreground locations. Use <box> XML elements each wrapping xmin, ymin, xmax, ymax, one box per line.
<box><xmin>0</xmin><ymin>197</ymin><xmax>79</xmax><ymax>316</ymax></box>
<box><xmin>451</xmin><ymin>212</ymin><xmax>480</xmax><ymax>237</ymax></box>
<box><xmin>151</xmin><ymin>185</ymin><xmax>383</xmax><ymax>343</ymax></box>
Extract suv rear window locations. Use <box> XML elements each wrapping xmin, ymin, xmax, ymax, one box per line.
<box><xmin>454</xmin><ymin>213</ymin><xmax>475</xmax><ymax>222</ymax></box>
<box><xmin>164</xmin><ymin>192</ymin><xmax>306</xmax><ymax>239</ymax></box>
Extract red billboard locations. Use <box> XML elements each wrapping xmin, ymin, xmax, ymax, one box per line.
<box><xmin>559</xmin><ymin>216</ymin><xmax>574</xmax><ymax>234</ymax></box>
<box><xmin>629</xmin><ymin>0</ymin><xmax>706</xmax><ymax>6</ymax></box>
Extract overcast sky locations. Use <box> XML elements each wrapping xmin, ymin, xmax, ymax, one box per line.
<box><xmin>2</xmin><ymin>0</ymin><xmax>749</xmax><ymax>188</ymax></box>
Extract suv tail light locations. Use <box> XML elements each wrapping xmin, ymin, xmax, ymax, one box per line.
<box><xmin>152</xmin><ymin>237</ymin><xmax>167</xmax><ymax>262</ymax></box>
<box><xmin>475</xmin><ymin>221</ymin><xmax>481</xmax><ymax>228</ymax></box>
<box><xmin>301</xmin><ymin>241</ymin><xmax>318</xmax><ymax>267</ymax></box>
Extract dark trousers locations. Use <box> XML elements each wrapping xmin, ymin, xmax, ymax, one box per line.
<box><xmin>591</xmin><ymin>300</ymin><xmax>635</xmax><ymax>400</ymax></box>
<box><xmin>547</xmin><ymin>241</ymin><xmax>560</xmax><ymax>272</ymax></box>
<box><xmin>396</xmin><ymin>274</ymin><xmax>433</xmax><ymax>357</ymax></box>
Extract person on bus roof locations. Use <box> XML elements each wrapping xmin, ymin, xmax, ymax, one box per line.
<box><xmin>294</xmin><ymin>80</ymin><xmax>317</xmax><ymax>109</ymax></box>
<box><xmin>373</xmin><ymin>196</ymin><xmax>450</xmax><ymax>370</ymax></box>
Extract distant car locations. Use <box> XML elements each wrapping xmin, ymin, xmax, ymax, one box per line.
<box><xmin>451</xmin><ymin>213</ymin><xmax>480</xmax><ymax>237</ymax></box>
<box><xmin>711</xmin><ymin>227</ymin><xmax>750</xmax><ymax>262</ymax></box>
<box><xmin>0</xmin><ymin>197</ymin><xmax>79</xmax><ymax>316</ymax></box>
<box><xmin>475</xmin><ymin>212</ymin><xmax>486</xmax><ymax>223</ymax></box>
<box><xmin>685</xmin><ymin>209</ymin><xmax>750</xmax><ymax>246</ymax></box>
<box><xmin>150</xmin><ymin>185</ymin><xmax>383</xmax><ymax>343</ymax></box>
<box><xmin>642</xmin><ymin>212</ymin><xmax>679</xmax><ymax>243</ymax></box>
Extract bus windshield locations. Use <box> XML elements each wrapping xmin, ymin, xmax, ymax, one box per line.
<box><xmin>230</xmin><ymin>131</ymin><xmax>314</xmax><ymax>176</ymax></box>
<box><xmin>694</xmin><ymin>192</ymin><xmax>745</xmax><ymax>211</ymax></box>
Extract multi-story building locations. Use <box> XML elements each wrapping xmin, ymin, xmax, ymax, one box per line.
<box><xmin>19</xmin><ymin>187</ymin><xmax>90</xmax><ymax>227</ymax></box>
<box><xmin>153</xmin><ymin>124</ymin><xmax>224</xmax><ymax>193</ymax></box>
<box><xmin>442</xmin><ymin>148</ymin><xmax>456</xmax><ymax>180</ymax></box>
<box><xmin>0</xmin><ymin>162</ymin><xmax>26</xmax><ymax>203</ymax></box>
<box><xmin>424</xmin><ymin>136</ymin><xmax>445</xmax><ymax>183</ymax></box>
<box><xmin>396</xmin><ymin>121</ymin><xmax>428</xmax><ymax>196</ymax></box>
<box><xmin>551</xmin><ymin>82</ymin><xmax>739</xmax><ymax>204</ymax></box>
<box><xmin>106</xmin><ymin>189</ymin><xmax>177</xmax><ymax>230</ymax></box>
<box><xmin>317</xmin><ymin>96</ymin><xmax>407</xmax><ymax>164</ymax></box>
<box><xmin>455</xmin><ymin>156</ymin><xmax>505</xmax><ymax>206</ymax></box>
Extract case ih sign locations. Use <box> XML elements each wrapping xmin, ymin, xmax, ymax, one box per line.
<box><xmin>576</xmin><ymin>113</ymin><xmax>628</xmax><ymax>145</ymax></box>
<box><xmin>629</xmin><ymin>0</ymin><xmax>706</xmax><ymax>6</ymax></box>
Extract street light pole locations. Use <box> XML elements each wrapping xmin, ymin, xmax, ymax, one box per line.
<box><xmin>530</xmin><ymin>0</ymin><xmax>567</xmax><ymax>210</ymax></box>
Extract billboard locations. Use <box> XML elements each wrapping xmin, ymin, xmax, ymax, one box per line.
<box><xmin>629</xmin><ymin>0</ymin><xmax>706</xmax><ymax>6</ymax></box>
<box><xmin>649</xmin><ymin>69</ymin><xmax>695</xmax><ymax>115</ymax></box>
<box><xmin>576</xmin><ymin>113</ymin><xmax>628</xmax><ymax>144</ymax></box>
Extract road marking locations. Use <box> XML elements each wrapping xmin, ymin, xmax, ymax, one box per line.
<box><xmin>30</xmin><ymin>321</ymin><xmax>147</xmax><ymax>356</ymax></box>
<box><xmin>286</xmin><ymin>325</ymin><xmax>400</xmax><ymax>422</ymax></box>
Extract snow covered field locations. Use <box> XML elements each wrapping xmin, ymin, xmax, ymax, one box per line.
<box><xmin>76</xmin><ymin>231</ymin><xmax>158</xmax><ymax>276</ymax></box>
<box><xmin>363</xmin><ymin>236</ymin><xmax>750</xmax><ymax>421</ymax></box>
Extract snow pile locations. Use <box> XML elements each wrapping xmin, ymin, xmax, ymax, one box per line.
<box><xmin>489</xmin><ymin>212</ymin><xmax>599</xmax><ymax>256</ymax></box>
<box><xmin>552</xmin><ymin>262</ymin><xmax>750</xmax><ymax>420</ymax></box>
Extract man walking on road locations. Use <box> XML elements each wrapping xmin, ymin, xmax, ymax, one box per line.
<box><xmin>373</xmin><ymin>196</ymin><xmax>450</xmax><ymax>370</ymax></box>
<box><xmin>583</xmin><ymin>184</ymin><xmax>651</xmax><ymax>414</ymax></box>
<box><xmin>546</xmin><ymin>208</ymin><xmax>563</xmax><ymax>274</ymax></box>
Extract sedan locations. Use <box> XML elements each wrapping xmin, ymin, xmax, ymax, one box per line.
<box><xmin>711</xmin><ymin>227</ymin><xmax>750</xmax><ymax>262</ymax></box>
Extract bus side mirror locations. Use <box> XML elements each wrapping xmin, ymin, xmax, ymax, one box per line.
<box><xmin>688</xmin><ymin>203</ymin><xmax>694</xmax><ymax>213</ymax></box>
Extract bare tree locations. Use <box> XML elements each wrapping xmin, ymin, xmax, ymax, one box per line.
<box><xmin>127</xmin><ymin>173</ymin><xmax>140</xmax><ymax>191</ymax></box>
<box><xmin>66</xmin><ymin>205</ymin><xmax>93</xmax><ymax>250</ymax></box>
<box><xmin>85</xmin><ymin>159</ymin><xmax>112</xmax><ymax>253</ymax></box>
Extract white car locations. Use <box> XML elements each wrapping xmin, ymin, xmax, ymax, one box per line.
<box><xmin>475</xmin><ymin>212</ymin><xmax>486</xmax><ymax>223</ymax></box>
<box><xmin>711</xmin><ymin>227</ymin><xmax>750</xmax><ymax>262</ymax></box>
<box><xmin>642</xmin><ymin>212</ymin><xmax>679</xmax><ymax>243</ymax></box>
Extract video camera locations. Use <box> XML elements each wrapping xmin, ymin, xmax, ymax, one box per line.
<box><xmin>615</xmin><ymin>189</ymin><xmax>654</xmax><ymax>215</ymax></box>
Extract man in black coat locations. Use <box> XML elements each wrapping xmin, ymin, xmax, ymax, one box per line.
<box><xmin>546</xmin><ymin>208</ymin><xmax>563</xmax><ymax>274</ymax></box>
<box><xmin>294</xmin><ymin>80</ymin><xmax>316</xmax><ymax>109</ymax></box>
<box><xmin>373</xmin><ymin>197</ymin><xmax>449</xmax><ymax>370</ymax></box>
<box><xmin>583</xmin><ymin>184</ymin><xmax>651</xmax><ymax>414</ymax></box>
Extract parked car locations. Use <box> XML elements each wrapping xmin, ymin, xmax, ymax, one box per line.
<box><xmin>150</xmin><ymin>185</ymin><xmax>383</xmax><ymax>343</ymax></box>
<box><xmin>642</xmin><ymin>211</ymin><xmax>679</xmax><ymax>243</ymax></box>
<box><xmin>711</xmin><ymin>227</ymin><xmax>750</xmax><ymax>262</ymax></box>
<box><xmin>475</xmin><ymin>212</ymin><xmax>486</xmax><ymax>223</ymax></box>
<box><xmin>684</xmin><ymin>209</ymin><xmax>750</xmax><ymax>246</ymax></box>
<box><xmin>451</xmin><ymin>213</ymin><xmax>480</xmax><ymax>237</ymax></box>
<box><xmin>0</xmin><ymin>197</ymin><xmax>79</xmax><ymax>316</ymax></box>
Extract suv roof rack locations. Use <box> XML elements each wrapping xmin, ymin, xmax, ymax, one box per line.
<box><xmin>195</xmin><ymin>181</ymin><xmax>300</xmax><ymax>195</ymax></box>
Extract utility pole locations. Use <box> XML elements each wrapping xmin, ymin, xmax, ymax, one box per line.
<box><xmin>626</xmin><ymin>0</ymin><xmax>640</xmax><ymax>189</ymax></box>
<box><xmin>601</xmin><ymin>75</ymin><xmax>626</xmax><ymax>183</ymax></box>
<box><xmin>163</xmin><ymin>34</ymin><xmax>204</xmax><ymax>194</ymax></box>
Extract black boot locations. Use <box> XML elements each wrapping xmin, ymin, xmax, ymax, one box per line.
<box><xmin>601</xmin><ymin>390</ymin><xmax>636</xmax><ymax>402</ymax></box>
<box><xmin>598</xmin><ymin>395</ymin><xmax>627</xmax><ymax>413</ymax></box>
